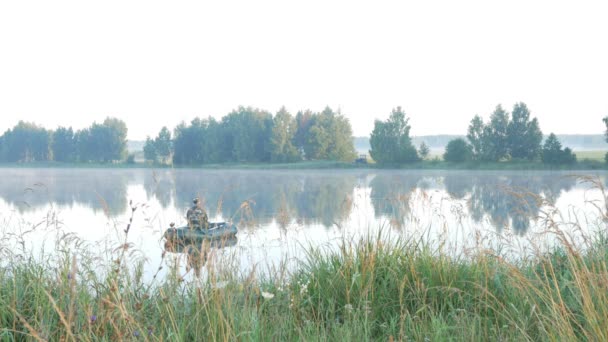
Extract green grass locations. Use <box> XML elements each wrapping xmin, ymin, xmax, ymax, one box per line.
<box><xmin>4</xmin><ymin>226</ymin><xmax>608</xmax><ymax>341</ymax></box>
<box><xmin>3</xmin><ymin>159</ymin><xmax>608</xmax><ymax>171</ymax></box>
<box><xmin>574</xmin><ymin>150</ymin><xmax>607</xmax><ymax>162</ymax></box>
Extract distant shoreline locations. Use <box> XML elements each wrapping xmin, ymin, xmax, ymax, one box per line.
<box><xmin>1</xmin><ymin>160</ymin><xmax>607</xmax><ymax>171</ymax></box>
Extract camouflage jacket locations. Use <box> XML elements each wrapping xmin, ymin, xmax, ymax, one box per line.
<box><xmin>186</xmin><ymin>205</ymin><xmax>209</xmax><ymax>230</ymax></box>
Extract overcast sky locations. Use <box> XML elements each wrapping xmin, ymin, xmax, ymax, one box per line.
<box><xmin>1</xmin><ymin>0</ymin><xmax>607</xmax><ymax>140</ymax></box>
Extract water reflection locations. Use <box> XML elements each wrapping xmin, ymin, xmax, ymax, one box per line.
<box><xmin>164</xmin><ymin>237</ymin><xmax>238</xmax><ymax>277</ymax></box>
<box><xmin>0</xmin><ymin>169</ymin><xmax>132</xmax><ymax>216</ymax></box>
<box><xmin>143</xmin><ymin>170</ymin><xmax>175</xmax><ymax>209</ymax></box>
<box><xmin>0</xmin><ymin>169</ymin><xmax>585</xmax><ymax>235</ymax></box>
<box><xmin>369</xmin><ymin>173</ymin><xmax>423</xmax><ymax>229</ymax></box>
<box><xmin>172</xmin><ymin>171</ymin><xmax>357</xmax><ymax>228</ymax></box>
<box><xmin>444</xmin><ymin>173</ymin><xmax>576</xmax><ymax>234</ymax></box>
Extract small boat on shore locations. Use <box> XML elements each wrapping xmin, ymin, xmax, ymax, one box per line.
<box><xmin>163</xmin><ymin>222</ymin><xmax>238</xmax><ymax>242</ymax></box>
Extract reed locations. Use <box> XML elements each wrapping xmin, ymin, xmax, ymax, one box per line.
<box><xmin>3</xmin><ymin>186</ymin><xmax>608</xmax><ymax>340</ymax></box>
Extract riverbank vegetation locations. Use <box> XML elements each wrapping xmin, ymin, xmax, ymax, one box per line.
<box><xmin>2</xmin><ymin>174</ymin><xmax>608</xmax><ymax>340</ymax></box>
<box><xmin>3</xmin><ymin>225</ymin><xmax>608</xmax><ymax>341</ymax></box>
<box><xmin>3</xmin><ymin>158</ymin><xmax>608</xmax><ymax>171</ymax></box>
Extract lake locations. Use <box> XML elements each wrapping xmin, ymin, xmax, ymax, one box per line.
<box><xmin>1</xmin><ymin>168</ymin><xmax>606</xmax><ymax>281</ymax></box>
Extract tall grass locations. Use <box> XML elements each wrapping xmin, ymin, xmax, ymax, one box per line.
<box><xmin>3</xmin><ymin>182</ymin><xmax>608</xmax><ymax>340</ymax></box>
<box><xmin>3</xmin><ymin>232</ymin><xmax>608</xmax><ymax>341</ymax></box>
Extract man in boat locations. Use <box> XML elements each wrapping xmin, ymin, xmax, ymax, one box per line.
<box><xmin>186</xmin><ymin>198</ymin><xmax>209</xmax><ymax>230</ymax></box>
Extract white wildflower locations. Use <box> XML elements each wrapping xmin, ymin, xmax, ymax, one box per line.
<box><xmin>261</xmin><ymin>291</ymin><xmax>275</xmax><ymax>299</ymax></box>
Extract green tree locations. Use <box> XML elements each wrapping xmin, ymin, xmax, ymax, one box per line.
<box><xmin>0</xmin><ymin>134</ymin><xmax>5</xmax><ymax>162</ymax></box>
<box><xmin>270</xmin><ymin>107</ymin><xmax>300</xmax><ymax>162</ymax></box>
<box><xmin>294</xmin><ymin>110</ymin><xmax>315</xmax><ymax>157</ymax></box>
<box><xmin>467</xmin><ymin>115</ymin><xmax>485</xmax><ymax>160</ymax></box>
<box><xmin>369</xmin><ymin>107</ymin><xmax>419</xmax><ymax>164</ymax></box>
<box><xmin>1</xmin><ymin>121</ymin><xmax>51</xmax><ymax>162</ymax></box>
<box><xmin>443</xmin><ymin>138</ymin><xmax>473</xmax><ymax>162</ymax></box>
<box><xmin>303</xmin><ymin>107</ymin><xmax>356</xmax><ymax>161</ymax></box>
<box><xmin>484</xmin><ymin>105</ymin><xmax>510</xmax><ymax>161</ymax></box>
<box><xmin>507</xmin><ymin>102</ymin><xmax>543</xmax><ymax>160</ymax></box>
<box><xmin>101</xmin><ymin>117</ymin><xmax>128</xmax><ymax>162</ymax></box>
<box><xmin>143</xmin><ymin>137</ymin><xmax>157</xmax><ymax>162</ymax></box>
<box><xmin>203</xmin><ymin>118</ymin><xmax>228</xmax><ymax>163</ymax></box>
<box><xmin>74</xmin><ymin>128</ymin><xmax>90</xmax><ymax>162</ymax></box>
<box><xmin>223</xmin><ymin>107</ymin><xmax>273</xmax><ymax>162</ymax></box>
<box><xmin>418</xmin><ymin>142</ymin><xmax>430</xmax><ymax>160</ymax></box>
<box><xmin>172</xmin><ymin>118</ymin><xmax>207</xmax><ymax>164</ymax></box>
<box><xmin>76</xmin><ymin>117</ymin><xmax>128</xmax><ymax>163</ymax></box>
<box><xmin>154</xmin><ymin>126</ymin><xmax>172</xmax><ymax>164</ymax></box>
<box><xmin>542</xmin><ymin>133</ymin><xmax>576</xmax><ymax>164</ymax></box>
<box><xmin>52</xmin><ymin>127</ymin><xmax>77</xmax><ymax>162</ymax></box>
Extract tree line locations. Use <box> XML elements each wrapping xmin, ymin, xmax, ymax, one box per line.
<box><xmin>1</xmin><ymin>103</ymin><xmax>606</xmax><ymax>166</ymax></box>
<box><xmin>0</xmin><ymin>118</ymin><xmax>127</xmax><ymax>163</ymax></box>
<box><xmin>369</xmin><ymin>102</ymin><xmax>581</xmax><ymax>165</ymax></box>
<box><xmin>0</xmin><ymin>106</ymin><xmax>357</xmax><ymax>164</ymax></box>
<box><xmin>145</xmin><ymin>106</ymin><xmax>356</xmax><ymax>164</ymax></box>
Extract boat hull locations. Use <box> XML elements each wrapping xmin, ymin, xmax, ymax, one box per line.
<box><xmin>163</xmin><ymin>222</ymin><xmax>238</xmax><ymax>242</ymax></box>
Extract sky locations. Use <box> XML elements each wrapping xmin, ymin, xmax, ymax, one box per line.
<box><xmin>1</xmin><ymin>0</ymin><xmax>607</xmax><ymax>140</ymax></box>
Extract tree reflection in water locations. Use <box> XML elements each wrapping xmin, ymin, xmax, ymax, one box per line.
<box><xmin>444</xmin><ymin>173</ymin><xmax>576</xmax><ymax>234</ymax></box>
<box><xmin>368</xmin><ymin>173</ymin><xmax>423</xmax><ymax>229</ymax></box>
<box><xmin>143</xmin><ymin>170</ymin><xmax>175</xmax><ymax>209</ymax></box>
<box><xmin>172</xmin><ymin>171</ymin><xmax>357</xmax><ymax>229</ymax></box>
<box><xmin>0</xmin><ymin>169</ymin><xmax>132</xmax><ymax>216</ymax></box>
<box><xmin>0</xmin><ymin>169</ymin><xmax>581</xmax><ymax>236</ymax></box>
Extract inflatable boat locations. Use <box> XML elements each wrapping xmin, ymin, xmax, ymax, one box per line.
<box><xmin>163</xmin><ymin>222</ymin><xmax>238</xmax><ymax>242</ymax></box>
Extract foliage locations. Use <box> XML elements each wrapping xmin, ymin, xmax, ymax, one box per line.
<box><xmin>542</xmin><ymin>133</ymin><xmax>577</xmax><ymax>164</ymax></box>
<box><xmin>0</xmin><ymin>121</ymin><xmax>51</xmax><ymax>162</ymax></box>
<box><xmin>143</xmin><ymin>137</ymin><xmax>157</xmax><ymax>162</ymax></box>
<box><xmin>303</xmin><ymin>107</ymin><xmax>357</xmax><ymax>161</ymax></box>
<box><xmin>154</xmin><ymin>127</ymin><xmax>172</xmax><ymax>164</ymax></box>
<box><xmin>223</xmin><ymin>107</ymin><xmax>273</xmax><ymax>162</ymax></box>
<box><xmin>143</xmin><ymin>127</ymin><xmax>172</xmax><ymax>164</ymax></box>
<box><xmin>51</xmin><ymin>127</ymin><xmax>77</xmax><ymax>162</ymax></box>
<box><xmin>418</xmin><ymin>142</ymin><xmax>430</xmax><ymax>160</ymax></box>
<box><xmin>270</xmin><ymin>107</ymin><xmax>300</xmax><ymax>162</ymax></box>
<box><xmin>172</xmin><ymin>118</ymin><xmax>209</xmax><ymax>164</ymax></box>
<box><xmin>483</xmin><ymin>104</ymin><xmax>510</xmax><ymax>161</ymax></box>
<box><xmin>77</xmin><ymin>117</ymin><xmax>128</xmax><ymax>163</ymax></box>
<box><xmin>467</xmin><ymin>103</ymin><xmax>543</xmax><ymax>162</ymax></box>
<box><xmin>507</xmin><ymin>102</ymin><xmax>543</xmax><ymax>160</ymax></box>
<box><xmin>467</xmin><ymin>115</ymin><xmax>485</xmax><ymax>159</ymax></box>
<box><xmin>443</xmin><ymin>138</ymin><xmax>473</xmax><ymax>162</ymax></box>
<box><xmin>170</xmin><ymin>106</ymin><xmax>355</xmax><ymax>165</ymax></box>
<box><xmin>369</xmin><ymin>107</ymin><xmax>419</xmax><ymax>164</ymax></box>
<box><xmin>294</xmin><ymin>110</ymin><xmax>315</xmax><ymax>156</ymax></box>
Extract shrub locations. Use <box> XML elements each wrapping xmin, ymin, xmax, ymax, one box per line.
<box><xmin>443</xmin><ymin>138</ymin><xmax>472</xmax><ymax>162</ymax></box>
<box><xmin>542</xmin><ymin>133</ymin><xmax>576</xmax><ymax>164</ymax></box>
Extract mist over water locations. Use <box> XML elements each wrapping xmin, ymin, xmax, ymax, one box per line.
<box><xmin>0</xmin><ymin>168</ymin><xmax>605</xmax><ymax>280</ymax></box>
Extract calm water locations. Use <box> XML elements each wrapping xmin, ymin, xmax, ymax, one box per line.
<box><xmin>1</xmin><ymin>168</ymin><xmax>606</xmax><ymax>280</ymax></box>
